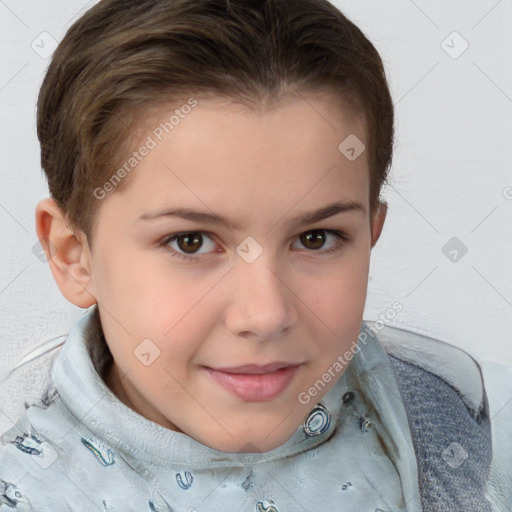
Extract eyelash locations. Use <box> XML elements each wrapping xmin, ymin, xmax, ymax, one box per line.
<box><xmin>160</xmin><ymin>229</ymin><xmax>349</xmax><ymax>262</ymax></box>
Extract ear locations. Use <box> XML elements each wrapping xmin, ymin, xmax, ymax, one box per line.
<box><xmin>370</xmin><ymin>201</ymin><xmax>387</xmax><ymax>248</ymax></box>
<box><xmin>35</xmin><ymin>198</ymin><xmax>97</xmax><ymax>308</ymax></box>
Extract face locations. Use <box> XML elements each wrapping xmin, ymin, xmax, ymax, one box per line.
<box><xmin>79</xmin><ymin>93</ymin><xmax>385</xmax><ymax>453</ymax></box>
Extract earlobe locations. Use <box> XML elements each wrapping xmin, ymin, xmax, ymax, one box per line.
<box><xmin>35</xmin><ymin>198</ymin><xmax>97</xmax><ymax>308</ymax></box>
<box><xmin>370</xmin><ymin>201</ymin><xmax>387</xmax><ymax>248</ymax></box>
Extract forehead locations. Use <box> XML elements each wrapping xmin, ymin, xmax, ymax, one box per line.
<box><xmin>99</xmin><ymin>93</ymin><xmax>369</xmax><ymax>227</ymax></box>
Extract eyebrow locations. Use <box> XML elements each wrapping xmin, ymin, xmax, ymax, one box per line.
<box><xmin>134</xmin><ymin>200</ymin><xmax>366</xmax><ymax>231</ymax></box>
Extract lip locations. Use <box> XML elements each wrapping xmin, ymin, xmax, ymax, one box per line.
<box><xmin>212</xmin><ymin>362</ymin><xmax>300</xmax><ymax>374</ymax></box>
<box><xmin>204</xmin><ymin>363</ymin><xmax>301</xmax><ymax>402</ymax></box>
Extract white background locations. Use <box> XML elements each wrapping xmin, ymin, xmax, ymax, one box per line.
<box><xmin>0</xmin><ymin>0</ymin><xmax>511</xmax><ymax>436</ymax></box>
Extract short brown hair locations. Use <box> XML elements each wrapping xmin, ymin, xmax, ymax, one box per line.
<box><xmin>37</xmin><ymin>0</ymin><xmax>394</xmax><ymax>247</ymax></box>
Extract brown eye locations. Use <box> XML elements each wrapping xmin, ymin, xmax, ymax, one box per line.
<box><xmin>292</xmin><ymin>229</ymin><xmax>348</xmax><ymax>255</ymax></box>
<box><xmin>163</xmin><ymin>231</ymin><xmax>217</xmax><ymax>259</ymax></box>
<box><xmin>176</xmin><ymin>233</ymin><xmax>204</xmax><ymax>253</ymax></box>
<box><xmin>299</xmin><ymin>230</ymin><xmax>327</xmax><ymax>250</ymax></box>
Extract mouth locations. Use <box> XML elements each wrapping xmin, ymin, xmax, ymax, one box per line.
<box><xmin>211</xmin><ymin>361</ymin><xmax>300</xmax><ymax>374</ymax></box>
<box><xmin>204</xmin><ymin>363</ymin><xmax>302</xmax><ymax>402</ymax></box>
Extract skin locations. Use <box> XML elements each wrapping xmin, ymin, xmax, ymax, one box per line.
<box><xmin>36</xmin><ymin>92</ymin><xmax>387</xmax><ymax>453</ymax></box>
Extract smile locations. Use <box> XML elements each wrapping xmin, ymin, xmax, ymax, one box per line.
<box><xmin>204</xmin><ymin>364</ymin><xmax>301</xmax><ymax>402</ymax></box>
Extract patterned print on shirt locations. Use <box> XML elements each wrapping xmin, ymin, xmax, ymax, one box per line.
<box><xmin>358</xmin><ymin>413</ymin><xmax>372</xmax><ymax>433</ymax></box>
<box><xmin>0</xmin><ymin>479</ymin><xmax>33</xmax><ymax>511</ymax></box>
<box><xmin>80</xmin><ymin>435</ymin><xmax>115</xmax><ymax>466</ymax></box>
<box><xmin>148</xmin><ymin>499</ymin><xmax>176</xmax><ymax>511</ymax></box>
<box><xmin>11</xmin><ymin>433</ymin><xmax>43</xmax><ymax>456</ymax></box>
<box><xmin>256</xmin><ymin>499</ymin><xmax>278</xmax><ymax>512</ymax></box>
<box><xmin>175</xmin><ymin>471</ymin><xmax>193</xmax><ymax>490</ymax></box>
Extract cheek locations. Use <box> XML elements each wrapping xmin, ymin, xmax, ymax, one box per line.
<box><xmin>90</xmin><ymin>241</ymin><xmax>141</xmax><ymax>305</ymax></box>
<box><xmin>311</xmin><ymin>253</ymin><xmax>369</xmax><ymax>307</ymax></box>
<box><xmin>145</xmin><ymin>272</ymin><xmax>224</xmax><ymax>339</ymax></box>
<box><xmin>303</xmin><ymin>256</ymin><xmax>369</xmax><ymax>345</ymax></box>
<box><xmin>95</xmin><ymin>245</ymin><xmax>212</xmax><ymax>325</ymax></box>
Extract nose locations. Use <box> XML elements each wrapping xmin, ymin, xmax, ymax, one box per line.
<box><xmin>223</xmin><ymin>251</ymin><xmax>299</xmax><ymax>341</ymax></box>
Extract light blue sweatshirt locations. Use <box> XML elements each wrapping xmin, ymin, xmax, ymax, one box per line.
<box><xmin>0</xmin><ymin>306</ymin><xmax>511</xmax><ymax>511</ymax></box>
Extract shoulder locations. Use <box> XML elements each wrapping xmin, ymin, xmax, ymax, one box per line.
<box><xmin>0</xmin><ymin>411</ymin><xmax>58</xmax><ymax>511</ymax></box>
<box><xmin>365</xmin><ymin>320</ymin><xmax>512</xmax><ymax>509</ymax></box>
<box><xmin>0</xmin><ymin>393</ymin><xmax>97</xmax><ymax>511</ymax></box>
<box><xmin>0</xmin><ymin>392</ymin><xmax>159</xmax><ymax>511</ymax></box>
<box><xmin>366</xmin><ymin>321</ymin><xmax>486</xmax><ymax>414</ymax></box>
<box><xmin>478</xmin><ymin>359</ymin><xmax>512</xmax><ymax>510</ymax></box>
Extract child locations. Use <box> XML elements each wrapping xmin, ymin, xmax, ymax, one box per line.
<box><xmin>1</xmin><ymin>0</ymin><xmax>511</xmax><ymax>510</ymax></box>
